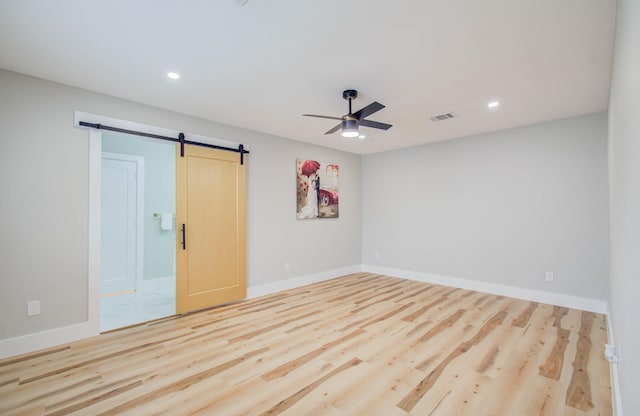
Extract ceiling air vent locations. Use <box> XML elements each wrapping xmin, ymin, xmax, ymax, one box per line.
<box><xmin>430</xmin><ymin>112</ymin><xmax>456</xmax><ymax>122</ymax></box>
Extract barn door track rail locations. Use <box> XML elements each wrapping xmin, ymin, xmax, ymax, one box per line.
<box><xmin>79</xmin><ymin>121</ymin><xmax>249</xmax><ymax>164</ymax></box>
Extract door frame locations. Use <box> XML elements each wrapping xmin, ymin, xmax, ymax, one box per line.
<box><xmin>77</xmin><ymin>110</ymin><xmax>247</xmax><ymax>335</ymax></box>
<box><xmin>101</xmin><ymin>152</ymin><xmax>145</xmax><ymax>295</ymax></box>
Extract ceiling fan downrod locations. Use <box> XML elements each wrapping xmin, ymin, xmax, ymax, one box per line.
<box><xmin>343</xmin><ymin>89</ymin><xmax>358</xmax><ymax>115</ymax></box>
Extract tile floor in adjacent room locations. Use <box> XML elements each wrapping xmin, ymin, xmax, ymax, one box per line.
<box><xmin>100</xmin><ymin>276</ymin><xmax>175</xmax><ymax>331</ymax></box>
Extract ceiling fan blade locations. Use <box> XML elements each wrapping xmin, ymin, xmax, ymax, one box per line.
<box><xmin>324</xmin><ymin>123</ymin><xmax>343</xmax><ymax>135</ymax></box>
<box><xmin>359</xmin><ymin>119</ymin><xmax>393</xmax><ymax>130</ymax></box>
<box><xmin>353</xmin><ymin>101</ymin><xmax>385</xmax><ymax>120</ymax></box>
<box><xmin>302</xmin><ymin>114</ymin><xmax>343</xmax><ymax>121</ymax></box>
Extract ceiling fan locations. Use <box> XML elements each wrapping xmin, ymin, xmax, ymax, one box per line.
<box><xmin>303</xmin><ymin>89</ymin><xmax>392</xmax><ymax>138</ymax></box>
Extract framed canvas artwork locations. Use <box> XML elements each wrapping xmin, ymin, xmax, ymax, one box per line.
<box><xmin>296</xmin><ymin>159</ymin><xmax>339</xmax><ymax>219</ymax></box>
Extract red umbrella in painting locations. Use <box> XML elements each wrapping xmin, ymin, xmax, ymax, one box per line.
<box><xmin>300</xmin><ymin>160</ymin><xmax>320</xmax><ymax>177</ymax></box>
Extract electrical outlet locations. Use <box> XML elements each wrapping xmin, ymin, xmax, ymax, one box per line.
<box><xmin>605</xmin><ymin>344</ymin><xmax>621</xmax><ymax>369</ymax></box>
<box><xmin>605</xmin><ymin>344</ymin><xmax>619</xmax><ymax>363</ymax></box>
<box><xmin>27</xmin><ymin>300</ymin><xmax>41</xmax><ymax>317</ymax></box>
<box><xmin>284</xmin><ymin>261</ymin><xmax>291</xmax><ymax>271</ymax></box>
<box><xmin>545</xmin><ymin>271</ymin><xmax>554</xmax><ymax>282</ymax></box>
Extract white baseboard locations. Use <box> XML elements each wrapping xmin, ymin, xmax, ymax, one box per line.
<box><xmin>362</xmin><ymin>265</ymin><xmax>607</xmax><ymax>314</ymax></box>
<box><xmin>606</xmin><ymin>312</ymin><xmax>624</xmax><ymax>416</ymax></box>
<box><xmin>0</xmin><ymin>321</ymin><xmax>99</xmax><ymax>360</ymax></box>
<box><xmin>246</xmin><ymin>265</ymin><xmax>362</xmax><ymax>299</ymax></box>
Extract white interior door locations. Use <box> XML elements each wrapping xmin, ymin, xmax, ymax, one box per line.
<box><xmin>101</xmin><ymin>153</ymin><xmax>144</xmax><ymax>295</ymax></box>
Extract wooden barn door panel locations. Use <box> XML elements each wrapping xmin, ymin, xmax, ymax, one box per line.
<box><xmin>176</xmin><ymin>145</ymin><xmax>246</xmax><ymax>313</ymax></box>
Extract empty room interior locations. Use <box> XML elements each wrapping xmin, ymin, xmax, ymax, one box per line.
<box><xmin>0</xmin><ymin>1</ymin><xmax>638</xmax><ymax>415</ymax></box>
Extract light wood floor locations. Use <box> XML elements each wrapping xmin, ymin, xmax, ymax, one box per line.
<box><xmin>0</xmin><ymin>273</ymin><xmax>612</xmax><ymax>415</ymax></box>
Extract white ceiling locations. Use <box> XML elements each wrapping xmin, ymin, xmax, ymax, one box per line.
<box><xmin>0</xmin><ymin>0</ymin><xmax>616</xmax><ymax>154</ymax></box>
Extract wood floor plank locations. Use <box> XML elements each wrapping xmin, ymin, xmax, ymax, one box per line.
<box><xmin>479</xmin><ymin>303</ymin><xmax>563</xmax><ymax>415</ymax></box>
<box><xmin>565</xmin><ymin>311</ymin><xmax>596</xmax><ymax>411</ymax></box>
<box><xmin>326</xmin><ymin>361</ymin><xmax>417</xmax><ymax>415</ymax></box>
<box><xmin>193</xmin><ymin>358</ymin><xmax>334</xmax><ymax>415</ymax></box>
<box><xmin>539</xmin><ymin>327</ymin><xmax>571</xmax><ymax>379</ymax></box>
<box><xmin>0</xmin><ymin>273</ymin><xmax>612</xmax><ymax>416</ymax></box>
<box><xmin>259</xmin><ymin>358</ymin><xmax>362</xmax><ymax>415</ymax></box>
<box><xmin>418</xmin><ymin>371</ymin><xmax>491</xmax><ymax>415</ymax></box>
<box><xmin>97</xmin><ymin>347</ymin><xmax>269</xmax><ymax>416</ymax></box>
<box><xmin>261</xmin><ymin>329</ymin><xmax>365</xmax><ymax>381</ymax></box>
<box><xmin>397</xmin><ymin>309</ymin><xmax>508</xmax><ymax>412</ymax></box>
<box><xmin>0</xmin><ymin>346</ymin><xmax>71</xmax><ymax>368</ymax></box>
<box><xmin>512</xmin><ymin>301</ymin><xmax>539</xmax><ymax>328</ymax></box>
<box><xmin>45</xmin><ymin>379</ymin><xmax>143</xmax><ymax>416</ymax></box>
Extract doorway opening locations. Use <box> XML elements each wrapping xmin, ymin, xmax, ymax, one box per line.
<box><xmin>100</xmin><ymin>132</ymin><xmax>176</xmax><ymax>331</ymax></box>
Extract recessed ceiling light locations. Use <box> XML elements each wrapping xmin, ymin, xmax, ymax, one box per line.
<box><xmin>358</xmin><ymin>134</ymin><xmax>366</xmax><ymax>140</ymax></box>
<box><xmin>488</xmin><ymin>101</ymin><xmax>500</xmax><ymax>108</ymax></box>
<box><xmin>167</xmin><ymin>72</ymin><xmax>180</xmax><ymax>80</ymax></box>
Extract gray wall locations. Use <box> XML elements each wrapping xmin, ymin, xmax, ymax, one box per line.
<box><xmin>363</xmin><ymin>113</ymin><xmax>609</xmax><ymax>300</ymax></box>
<box><xmin>102</xmin><ymin>133</ymin><xmax>176</xmax><ymax>281</ymax></box>
<box><xmin>608</xmin><ymin>0</ymin><xmax>640</xmax><ymax>414</ymax></box>
<box><xmin>0</xmin><ymin>69</ymin><xmax>362</xmax><ymax>339</ymax></box>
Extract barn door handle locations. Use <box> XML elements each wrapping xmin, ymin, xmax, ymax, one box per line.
<box><xmin>181</xmin><ymin>224</ymin><xmax>186</xmax><ymax>250</ymax></box>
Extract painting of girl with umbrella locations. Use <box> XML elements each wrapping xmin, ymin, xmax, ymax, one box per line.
<box><xmin>296</xmin><ymin>159</ymin><xmax>339</xmax><ymax>219</ymax></box>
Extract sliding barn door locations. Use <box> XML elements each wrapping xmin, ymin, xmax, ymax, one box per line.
<box><xmin>176</xmin><ymin>144</ymin><xmax>246</xmax><ymax>313</ymax></box>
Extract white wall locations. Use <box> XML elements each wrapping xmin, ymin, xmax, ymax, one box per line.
<box><xmin>363</xmin><ymin>113</ymin><xmax>609</xmax><ymax>302</ymax></box>
<box><xmin>0</xmin><ymin>69</ymin><xmax>362</xmax><ymax>341</ymax></box>
<box><xmin>608</xmin><ymin>0</ymin><xmax>640</xmax><ymax>414</ymax></box>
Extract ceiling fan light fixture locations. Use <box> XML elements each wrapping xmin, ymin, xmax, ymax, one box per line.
<box><xmin>341</xmin><ymin>119</ymin><xmax>359</xmax><ymax>138</ymax></box>
<box><xmin>341</xmin><ymin>130</ymin><xmax>359</xmax><ymax>138</ymax></box>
